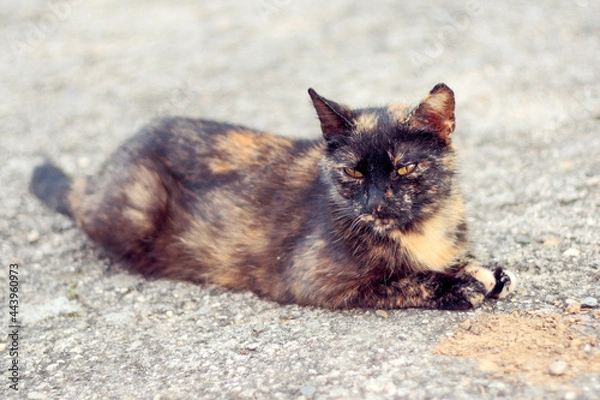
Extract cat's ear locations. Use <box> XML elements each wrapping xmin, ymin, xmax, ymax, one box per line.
<box><xmin>308</xmin><ymin>88</ymin><xmax>354</xmax><ymax>140</ymax></box>
<box><xmin>409</xmin><ymin>83</ymin><xmax>456</xmax><ymax>144</ymax></box>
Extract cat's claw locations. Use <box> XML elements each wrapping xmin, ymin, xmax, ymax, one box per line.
<box><xmin>487</xmin><ymin>268</ymin><xmax>517</xmax><ymax>299</ymax></box>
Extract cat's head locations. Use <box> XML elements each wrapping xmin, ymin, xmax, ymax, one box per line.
<box><xmin>310</xmin><ymin>84</ymin><xmax>458</xmax><ymax>234</ymax></box>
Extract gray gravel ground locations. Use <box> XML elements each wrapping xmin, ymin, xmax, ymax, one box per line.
<box><xmin>2</xmin><ymin>1</ymin><xmax>599</xmax><ymax>399</ymax></box>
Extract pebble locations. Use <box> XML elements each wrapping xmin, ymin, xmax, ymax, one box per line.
<box><xmin>514</xmin><ymin>234</ymin><xmax>531</xmax><ymax>244</ymax></box>
<box><xmin>542</xmin><ymin>236</ymin><xmax>562</xmax><ymax>247</ymax></box>
<box><xmin>548</xmin><ymin>360</ymin><xmax>568</xmax><ymax>376</ymax></box>
<box><xmin>375</xmin><ymin>310</ymin><xmax>389</xmax><ymax>318</ymax></box>
<box><xmin>46</xmin><ymin>363</ymin><xmax>60</xmax><ymax>372</ymax></box>
<box><xmin>558</xmin><ymin>192</ymin><xmax>581</xmax><ymax>205</ymax></box>
<box><xmin>245</xmin><ymin>342</ymin><xmax>259</xmax><ymax>351</ymax></box>
<box><xmin>581</xmin><ymin>297</ymin><xmax>598</xmax><ymax>308</ymax></box>
<box><xmin>564</xmin><ymin>392</ymin><xmax>577</xmax><ymax>400</ymax></box>
<box><xmin>27</xmin><ymin>230</ymin><xmax>40</xmax><ymax>243</ymax></box>
<box><xmin>109</xmin><ymin>273</ymin><xmax>139</xmax><ymax>290</ymax></box>
<box><xmin>459</xmin><ymin>320</ymin><xmax>472</xmax><ymax>330</ymax></box>
<box><xmin>299</xmin><ymin>386</ymin><xmax>316</xmax><ymax>396</ymax></box>
<box><xmin>562</xmin><ymin>248</ymin><xmax>580</xmax><ymax>258</ymax></box>
<box><xmin>565</xmin><ymin>302</ymin><xmax>581</xmax><ymax>314</ymax></box>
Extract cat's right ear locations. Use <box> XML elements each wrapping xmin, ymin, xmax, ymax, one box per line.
<box><xmin>308</xmin><ymin>88</ymin><xmax>354</xmax><ymax>140</ymax></box>
<box><xmin>409</xmin><ymin>83</ymin><xmax>456</xmax><ymax>144</ymax></box>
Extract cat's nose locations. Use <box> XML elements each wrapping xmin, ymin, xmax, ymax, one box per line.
<box><xmin>365</xmin><ymin>187</ymin><xmax>385</xmax><ymax>214</ymax></box>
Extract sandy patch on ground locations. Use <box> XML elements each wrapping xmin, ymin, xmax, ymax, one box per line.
<box><xmin>435</xmin><ymin>308</ymin><xmax>600</xmax><ymax>386</ymax></box>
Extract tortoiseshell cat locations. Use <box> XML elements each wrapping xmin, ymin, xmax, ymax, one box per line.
<box><xmin>31</xmin><ymin>83</ymin><xmax>516</xmax><ymax>310</ymax></box>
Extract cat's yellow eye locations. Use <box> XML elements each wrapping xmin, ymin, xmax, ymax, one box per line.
<box><xmin>397</xmin><ymin>163</ymin><xmax>417</xmax><ymax>176</ymax></box>
<box><xmin>344</xmin><ymin>168</ymin><xmax>364</xmax><ymax>179</ymax></box>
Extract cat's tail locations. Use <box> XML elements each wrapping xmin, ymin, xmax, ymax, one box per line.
<box><xmin>30</xmin><ymin>161</ymin><xmax>74</xmax><ymax>218</ymax></box>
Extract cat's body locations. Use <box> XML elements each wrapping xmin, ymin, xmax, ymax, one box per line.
<box><xmin>31</xmin><ymin>84</ymin><xmax>516</xmax><ymax>310</ymax></box>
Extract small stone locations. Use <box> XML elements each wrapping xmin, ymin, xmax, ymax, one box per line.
<box><xmin>548</xmin><ymin>360</ymin><xmax>567</xmax><ymax>376</ymax></box>
<box><xmin>0</xmin><ymin>343</ymin><xmax>6</xmax><ymax>352</ymax></box>
<box><xmin>459</xmin><ymin>320</ymin><xmax>472</xmax><ymax>330</ymax></box>
<box><xmin>245</xmin><ymin>342</ymin><xmax>259</xmax><ymax>351</ymax></box>
<box><xmin>487</xmin><ymin>381</ymin><xmax>508</xmax><ymax>393</ymax></box>
<box><xmin>27</xmin><ymin>230</ymin><xmax>40</xmax><ymax>243</ymax></box>
<box><xmin>564</xmin><ymin>392</ymin><xmax>577</xmax><ymax>400</ymax></box>
<box><xmin>469</xmin><ymin>325</ymin><xmax>483</xmax><ymax>335</ymax></box>
<box><xmin>299</xmin><ymin>386</ymin><xmax>316</xmax><ymax>396</ymax></box>
<box><xmin>375</xmin><ymin>310</ymin><xmax>389</xmax><ymax>318</ymax></box>
<box><xmin>543</xmin><ymin>236</ymin><xmax>562</xmax><ymax>247</ymax></box>
<box><xmin>46</xmin><ymin>363</ymin><xmax>59</xmax><ymax>372</ymax></box>
<box><xmin>581</xmin><ymin>297</ymin><xmax>598</xmax><ymax>308</ymax></box>
<box><xmin>558</xmin><ymin>191</ymin><xmax>581</xmax><ymax>205</ymax></box>
<box><xmin>109</xmin><ymin>273</ymin><xmax>139</xmax><ymax>290</ymax></box>
<box><xmin>563</xmin><ymin>248</ymin><xmax>580</xmax><ymax>258</ymax></box>
<box><xmin>565</xmin><ymin>302</ymin><xmax>581</xmax><ymax>314</ymax></box>
<box><xmin>514</xmin><ymin>234</ymin><xmax>530</xmax><ymax>244</ymax></box>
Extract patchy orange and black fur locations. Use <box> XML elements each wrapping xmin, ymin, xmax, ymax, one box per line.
<box><xmin>30</xmin><ymin>83</ymin><xmax>516</xmax><ymax>310</ymax></box>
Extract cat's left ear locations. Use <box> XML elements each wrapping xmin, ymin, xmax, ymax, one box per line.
<box><xmin>409</xmin><ymin>83</ymin><xmax>456</xmax><ymax>144</ymax></box>
<box><xmin>308</xmin><ymin>88</ymin><xmax>354</xmax><ymax>140</ymax></box>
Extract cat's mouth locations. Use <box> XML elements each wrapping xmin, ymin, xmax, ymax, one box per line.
<box><xmin>359</xmin><ymin>214</ymin><xmax>396</xmax><ymax>230</ymax></box>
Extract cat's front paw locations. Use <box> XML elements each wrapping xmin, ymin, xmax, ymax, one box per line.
<box><xmin>486</xmin><ymin>268</ymin><xmax>518</xmax><ymax>299</ymax></box>
<box><xmin>434</xmin><ymin>275</ymin><xmax>487</xmax><ymax>311</ymax></box>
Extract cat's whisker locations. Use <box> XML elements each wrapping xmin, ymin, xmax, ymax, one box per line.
<box><xmin>349</xmin><ymin>216</ymin><xmax>365</xmax><ymax>233</ymax></box>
